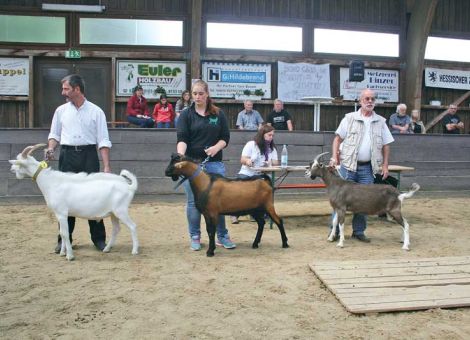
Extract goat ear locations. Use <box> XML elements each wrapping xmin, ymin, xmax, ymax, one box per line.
<box><xmin>8</xmin><ymin>160</ymin><xmax>16</xmax><ymax>165</ymax></box>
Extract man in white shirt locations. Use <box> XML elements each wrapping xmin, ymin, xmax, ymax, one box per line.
<box><xmin>45</xmin><ymin>74</ymin><xmax>112</xmax><ymax>253</ymax></box>
<box><xmin>328</xmin><ymin>89</ymin><xmax>394</xmax><ymax>242</ymax></box>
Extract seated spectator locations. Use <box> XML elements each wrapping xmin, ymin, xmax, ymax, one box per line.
<box><xmin>267</xmin><ymin>99</ymin><xmax>293</xmax><ymax>131</ymax></box>
<box><xmin>389</xmin><ymin>103</ymin><xmax>411</xmax><ymax>134</ymax></box>
<box><xmin>231</xmin><ymin>124</ymin><xmax>278</xmax><ymax>224</ymax></box>
<box><xmin>410</xmin><ymin>109</ymin><xmax>426</xmax><ymax>134</ymax></box>
<box><xmin>126</xmin><ymin>85</ymin><xmax>155</xmax><ymax>128</ymax></box>
<box><xmin>443</xmin><ymin>104</ymin><xmax>464</xmax><ymax>134</ymax></box>
<box><xmin>236</xmin><ymin>100</ymin><xmax>264</xmax><ymax>130</ymax></box>
<box><xmin>153</xmin><ymin>94</ymin><xmax>175</xmax><ymax>128</ymax></box>
<box><xmin>174</xmin><ymin>90</ymin><xmax>192</xmax><ymax>127</ymax></box>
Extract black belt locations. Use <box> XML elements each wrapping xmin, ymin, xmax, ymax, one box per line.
<box><xmin>357</xmin><ymin>161</ymin><xmax>371</xmax><ymax>166</ymax></box>
<box><xmin>61</xmin><ymin>144</ymin><xmax>97</xmax><ymax>151</ymax></box>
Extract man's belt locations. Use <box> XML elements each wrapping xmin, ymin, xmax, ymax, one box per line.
<box><xmin>61</xmin><ymin>144</ymin><xmax>97</xmax><ymax>151</ymax></box>
<box><xmin>357</xmin><ymin>160</ymin><xmax>371</xmax><ymax>165</ymax></box>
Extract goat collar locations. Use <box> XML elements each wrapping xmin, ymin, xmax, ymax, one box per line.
<box><xmin>173</xmin><ymin>165</ymin><xmax>203</xmax><ymax>190</ymax></box>
<box><xmin>32</xmin><ymin>161</ymin><xmax>48</xmax><ymax>181</ymax></box>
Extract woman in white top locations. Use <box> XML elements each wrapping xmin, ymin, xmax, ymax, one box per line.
<box><xmin>231</xmin><ymin>124</ymin><xmax>278</xmax><ymax>223</ymax></box>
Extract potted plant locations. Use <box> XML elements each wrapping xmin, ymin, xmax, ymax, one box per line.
<box><xmin>235</xmin><ymin>89</ymin><xmax>265</xmax><ymax>100</ymax></box>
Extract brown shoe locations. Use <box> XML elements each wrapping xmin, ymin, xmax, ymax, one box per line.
<box><xmin>351</xmin><ymin>233</ymin><xmax>371</xmax><ymax>243</ymax></box>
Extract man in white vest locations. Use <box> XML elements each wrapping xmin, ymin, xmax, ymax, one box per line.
<box><xmin>328</xmin><ymin>89</ymin><xmax>394</xmax><ymax>242</ymax></box>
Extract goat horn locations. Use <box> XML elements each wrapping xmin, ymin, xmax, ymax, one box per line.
<box><xmin>314</xmin><ymin>152</ymin><xmax>330</xmax><ymax>164</ymax></box>
<box><xmin>21</xmin><ymin>143</ymin><xmax>47</xmax><ymax>158</ymax></box>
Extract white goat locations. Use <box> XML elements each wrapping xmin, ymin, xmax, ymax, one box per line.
<box><xmin>9</xmin><ymin>144</ymin><xmax>139</xmax><ymax>261</ymax></box>
<box><xmin>306</xmin><ymin>152</ymin><xmax>420</xmax><ymax>250</ymax></box>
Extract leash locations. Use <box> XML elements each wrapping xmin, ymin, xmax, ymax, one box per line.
<box><xmin>173</xmin><ymin>155</ymin><xmax>211</xmax><ymax>190</ymax></box>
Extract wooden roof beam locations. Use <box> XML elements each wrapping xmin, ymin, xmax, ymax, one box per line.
<box><xmin>404</xmin><ymin>0</ymin><xmax>438</xmax><ymax>111</ymax></box>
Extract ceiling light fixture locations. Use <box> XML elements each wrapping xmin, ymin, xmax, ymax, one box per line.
<box><xmin>41</xmin><ymin>3</ymin><xmax>105</xmax><ymax>13</ymax></box>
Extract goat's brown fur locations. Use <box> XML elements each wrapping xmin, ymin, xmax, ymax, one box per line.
<box><xmin>306</xmin><ymin>153</ymin><xmax>419</xmax><ymax>250</ymax></box>
<box><xmin>166</xmin><ymin>153</ymin><xmax>289</xmax><ymax>257</ymax></box>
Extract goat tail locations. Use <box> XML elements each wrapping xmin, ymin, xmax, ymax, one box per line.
<box><xmin>398</xmin><ymin>183</ymin><xmax>420</xmax><ymax>202</ymax></box>
<box><xmin>120</xmin><ymin>170</ymin><xmax>138</xmax><ymax>192</ymax></box>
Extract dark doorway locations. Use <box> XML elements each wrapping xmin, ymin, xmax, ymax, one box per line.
<box><xmin>34</xmin><ymin>58</ymin><xmax>111</xmax><ymax>128</ymax></box>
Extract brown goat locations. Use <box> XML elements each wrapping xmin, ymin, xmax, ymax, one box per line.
<box><xmin>306</xmin><ymin>152</ymin><xmax>420</xmax><ymax>250</ymax></box>
<box><xmin>165</xmin><ymin>153</ymin><xmax>289</xmax><ymax>257</ymax></box>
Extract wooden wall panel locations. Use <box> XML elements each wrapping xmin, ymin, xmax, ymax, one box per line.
<box><xmin>432</xmin><ymin>0</ymin><xmax>470</xmax><ymax>34</ymax></box>
<box><xmin>203</xmin><ymin>0</ymin><xmax>402</xmax><ymax>26</ymax></box>
<box><xmin>0</xmin><ymin>101</ymin><xmax>29</xmax><ymax>128</ymax></box>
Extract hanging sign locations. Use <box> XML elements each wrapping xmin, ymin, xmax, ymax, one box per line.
<box><xmin>340</xmin><ymin>67</ymin><xmax>399</xmax><ymax>102</ymax></box>
<box><xmin>202</xmin><ymin>62</ymin><xmax>271</xmax><ymax>99</ymax></box>
<box><xmin>425</xmin><ymin>67</ymin><xmax>470</xmax><ymax>90</ymax></box>
<box><xmin>116</xmin><ymin>60</ymin><xmax>187</xmax><ymax>98</ymax></box>
<box><xmin>0</xmin><ymin>58</ymin><xmax>29</xmax><ymax>95</ymax></box>
<box><xmin>277</xmin><ymin>62</ymin><xmax>331</xmax><ymax>102</ymax></box>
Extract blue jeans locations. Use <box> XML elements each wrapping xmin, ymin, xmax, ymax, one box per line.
<box><xmin>127</xmin><ymin>115</ymin><xmax>154</xmax><ymax>128</ymax></box>
<box><xmin>156</xmin><ymin>121</ymin><xmax>171</xmax><ymax>128</ymax></box>
<box><xmin>331</xmin><ymin>163</ymin><xmax>374</xmax><ymax>235</ymax></box>
<box><xmin>183</xmin><ymin>161</ymin><xmax>229</xmax><ymax>240</ymax></box>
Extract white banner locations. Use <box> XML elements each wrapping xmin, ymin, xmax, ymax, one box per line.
<box><xmin>0</xmin><ymin>58</ymin><xmax>29</xmax><ymax>95</ymax></box>
<box><xmin>116</xmin><ymin>60</ymin><xmax>186</xmax><ymax>98</ymax></box>
<box><xmin>425</xmin><ymin>67</ymin><xmax>470</xmax><ymax>90</ymax></box>
<box><xmin>277</xmin><ymin>62</ymin><xmax>331</xmax><ymax>102</ymax></box>
<box><xmin>202</xmin><ymin>62</ymin><xmax>271</xmax><ymax>99</ymax></box>
<box><xmin>340</xmin><ymin>68</ymin><xmax>399</xmax><ymax>102</ymax></box>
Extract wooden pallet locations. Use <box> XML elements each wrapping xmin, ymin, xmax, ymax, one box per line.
<box><xmin>309</xmin><ymin>256</ymin><xmax>470</xmax><ymax>314</ymax></box>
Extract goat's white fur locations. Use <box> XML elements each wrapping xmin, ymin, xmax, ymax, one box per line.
<box><xmin>9</xmin><ymin>144</ymin><xmax>139</xmax><ymax>261</ymax></box>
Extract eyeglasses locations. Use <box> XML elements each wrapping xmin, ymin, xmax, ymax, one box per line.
<box><xmin>363</xmin><ymin>97</ymin><xmax>376</xmax><ymax>102</ymax></box>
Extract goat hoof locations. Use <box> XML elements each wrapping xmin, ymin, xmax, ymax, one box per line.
<box><xmin>336</xmin><ymin>243</ymin><xmax>344</xmax><ymax>248</ymax></box>
<box><xmin>131</xmin><ymin>250</ymin><xmax>139</xmax><ymax>255</ymax></box>
<box><xmin>66</xmin><ymin>255</ymin><xmax>75</xmax><ymax>261</ymax></box>
<box><xmin>103</xmin><ymin>246</ymin><xmax>111</xmax><ymax>253</ymax></box>
<box><xmin>327</xmin><ymin>237</ymin><xmax>334</xmax><ymax>242</ymax></box>
<box><xmin>252</xmin><ymin>244</ymin><xmax>259</xmax><ymax>249</ymax></box>
<box><xmin>402</xmin><ymin>246</ymin><xmax>410</xmax><ymax>251</ymax></box>
<box><xmin>282</xmin><ymin>243</ymin><xmax>289</xmax><ymax>248</ymax></box>
<box><xmin>206</xmin><ymin>250</ymin><xmax>215</xmax><ymax>257</ymax></box>
<box><xmin>59</xmin><ymin>251</ymin><xmax>66</xmax><ymax>257</ymax></box>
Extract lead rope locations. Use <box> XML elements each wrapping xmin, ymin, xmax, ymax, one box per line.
<box><xmin>173</xmin><ymin>155</ymin><xmax>211</xmax><ymax>190</ymax></box>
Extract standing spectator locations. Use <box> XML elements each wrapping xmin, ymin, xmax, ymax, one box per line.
<box><xmin>236</xmin><ymin>100</ymin><xmax>264</xmax><ymax>130</ymax></box>
<box><xmin>410</xmin><ymin>109</ymin><xmax>426</xmax><ymax>134</ymax></box>
<box><xmin>328</xmin><ymin>89</ymin><xmax>394</xmax><ymax>242</ymax></box>
<box><xmin>443</xmin><ymin>104</ymin><xmax>464</xmax><ymax>134</ymax></box>
<box><xmin>231</xmin><ymin>124</ymin><xmax>278</xmax><ymax>224</ymax></box>
<box><xmin>45</xmin><ymin>74</ymin><xmax>111</xmax><ymax>253</ymax></box>
<box><xmin>126</xmin><ymin>85</ymin><xmax>154</xmax><ymax>128</ymax></box>
<box><xmin>176</xmin><ymin>79</ymin><xmax>236</xmax><ymax>251</ymax></box>
<box><xmin>175</xmin><ymin>90</ymin><xmax>192</xmax><ymax>127</ymax></box>
<box><xmin>267</xmin><ymin>99</ymin><xmax>293</xmax><ymax>131</ymax></box>
<box><xmin>389</xmin><ymin>103</ymin><xmax>411</xmax><ymax>134</ymax></box>
<box><xmin>152</xmin><ymin>94</ymin><xmax>175</xmax><ymax>128</ymax></box>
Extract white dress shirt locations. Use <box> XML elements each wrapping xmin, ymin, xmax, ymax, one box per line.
<box><xmin>48</xmin><ymin>100</ymin><xmax>112</xmax><ymax>149</ymax></box>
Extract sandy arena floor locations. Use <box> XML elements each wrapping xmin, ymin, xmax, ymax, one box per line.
<box><xmin>1</xmin><ymin>193</ymin><xmax>470</xmax><ymax>339</ymax></box>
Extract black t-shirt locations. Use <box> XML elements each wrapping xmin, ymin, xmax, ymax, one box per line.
<box><xmin>267</xmin><ymin>110</ymin><xmax>292</xmax><ymax>130</ymax></box>
<box><xmin>412</xmin><ymin>122</ymin><xmax>422</xmax><ymax>134</ymax></box>
<box><xmin>176</xmin><ymin>104</ymin><xmax>230</xmax><ymax>161</ymax></box>
<box><xmin>442</xmin><ymin>114</ymin><xmax>461</xmax><ymax>134</ymax></box>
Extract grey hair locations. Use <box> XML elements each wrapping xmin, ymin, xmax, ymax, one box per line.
<box><xmin>396</xmin><ymin>103</ymin><xmax>407</xmax><ymax>113</ymax></box>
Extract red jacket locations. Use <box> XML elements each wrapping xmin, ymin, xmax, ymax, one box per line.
<box><xmin>152</xmin><ymin>103</ymin><xmax>175</xmax><ymax>123</ymax></box>
<box><xmin>126</xmin><ymin>94</ymin><xmax>149</xmax><ymax>116</ymax></box>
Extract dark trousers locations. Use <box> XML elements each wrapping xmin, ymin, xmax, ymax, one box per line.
<box><xmin>57</xmin><ymin>145</ymin><xmax>106</xmax><ymax>244</ymax></box>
